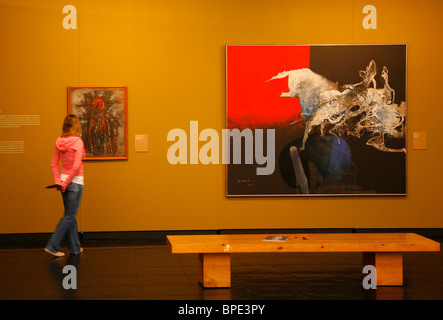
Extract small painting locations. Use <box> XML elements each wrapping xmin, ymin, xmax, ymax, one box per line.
<box><xmin>68</xmin><ymin>86</ymin><xmax>128</xmax><ymax>160</ymax></box>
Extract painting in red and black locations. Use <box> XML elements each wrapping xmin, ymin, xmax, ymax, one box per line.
<box><xmin>226</xmin><ymin>44</ymin><xmax>406</xmax><ymax>196</ymax></box>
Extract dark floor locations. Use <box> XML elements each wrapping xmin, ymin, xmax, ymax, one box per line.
<box><xmin>0</xmin><ymin>238</ymin><xmax>442</xmax><ymax>301</ymax></box>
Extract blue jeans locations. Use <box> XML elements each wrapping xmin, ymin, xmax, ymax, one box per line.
<box><xmin>46</xmin><ymin>182</ymin><xmax>83</xmax><ymax>254</ymax></box>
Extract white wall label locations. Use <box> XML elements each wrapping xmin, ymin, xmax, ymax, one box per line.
<box><xmin>0</xmin><ymin>141</ymin><xmax>24</xmax><ymax>154</ymax></box>
<box><xmin>0</xmin><ymin>115</ymin><xmax>40</xmax><ymax>128</ymax></box>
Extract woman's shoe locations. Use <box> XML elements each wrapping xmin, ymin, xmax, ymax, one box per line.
<box><xmin>44</xmin><ymin>248</ymin><xmax>65</xmax><ymax>257</ymax></box>
<box><xmin>70</xmin><ymin>247</ymin><xmax>83</xmax><ymax>255</ymax></box>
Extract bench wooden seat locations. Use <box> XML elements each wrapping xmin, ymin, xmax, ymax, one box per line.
<box><xmin>166</xmin><ymin>233</ymin><xmax>440</xmax><ymax>288</ymax></box>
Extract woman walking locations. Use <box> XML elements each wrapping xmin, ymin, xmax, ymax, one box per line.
<box><xmin>45</xmin><ymin>114</ymin><xmax>85</xmax><ymax>257</ymax></box>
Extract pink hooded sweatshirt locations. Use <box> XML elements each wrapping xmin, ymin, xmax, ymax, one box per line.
<box><xmin>51</xmin><ymin>136</ymin><xmax>85</xmax><ymax>191</ymax></box>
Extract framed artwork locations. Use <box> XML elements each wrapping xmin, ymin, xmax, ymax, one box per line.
<box><xmin>226</xmin><ymin>44</ymin><xmax>406</xmax><ymax>196</ymax></box>
<box><xmin>68</xmin><ymin>86</ymin><xmax>128</xmax><ymax>160</ymax></box>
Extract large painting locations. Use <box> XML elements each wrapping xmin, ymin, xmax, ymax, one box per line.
<box><xmin>226</xmin><ymin>45</ymin><xmax>406</xmax><ymax>196</ymax></box>
<box><xmin>68</xmin><ymin>86</ymin><xmax>128</xmax><ymax>160</ymax></box>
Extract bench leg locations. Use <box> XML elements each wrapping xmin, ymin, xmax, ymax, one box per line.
<box><xmin>198</xmin><ymin>253</ymin><xmax>231</xmax><ymax>288</ymax></box>
<box><xmin>362</xmin><ymin>252</ymin><xmax>403</xmax><ymax>286</ymax></box>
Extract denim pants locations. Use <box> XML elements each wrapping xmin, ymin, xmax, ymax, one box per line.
<box><xmin>46</xmin><ymin>182</ymin><xmax>83</xmax><ymax>254</ymax></box>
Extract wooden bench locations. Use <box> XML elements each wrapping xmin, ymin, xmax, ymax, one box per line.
<box><xmin>166</xmin><ymin>233</ymin><xmax>440</xmax><ymax>288</ymax></box>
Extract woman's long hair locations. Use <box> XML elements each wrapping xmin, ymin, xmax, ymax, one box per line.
<box><xmin>61</xmin><ymin>114</ymin><xmax>81</xmax><ymax>137</ymax></box>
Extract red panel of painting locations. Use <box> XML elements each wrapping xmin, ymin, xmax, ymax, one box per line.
<box><xmin>226</xmin><ymin>45</ymin><xmax>310</xmax><ymax>127</ymax></box>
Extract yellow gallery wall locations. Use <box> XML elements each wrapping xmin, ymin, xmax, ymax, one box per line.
<box><xmin>1</xmin><ymin>0</ymin><xmax>442</xmax><ymax>234</ymax></box>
